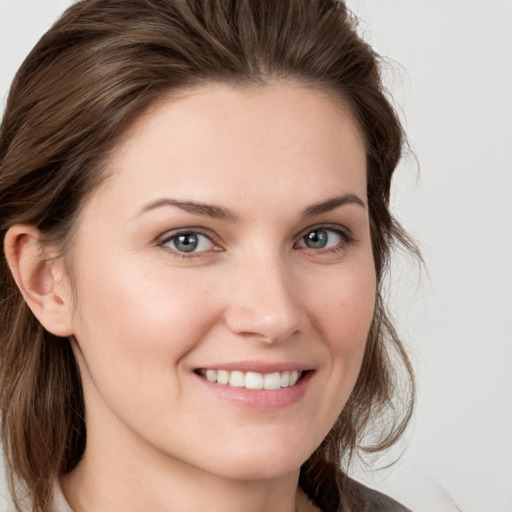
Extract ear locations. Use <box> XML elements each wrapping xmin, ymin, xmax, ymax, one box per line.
<box><xmin>4</xmin><ymin>224</ymin><xmax>75</xmax><ymax>337</ymax></box>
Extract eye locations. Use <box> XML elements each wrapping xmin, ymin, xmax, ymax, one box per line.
<box><xmin>297</xmin><ymin>227</ymin><xmax>351</xmax><ymax>250</ymax></box>
<box><xmin>161</xmin><ymin>231</ymin><xmax>217</xmax><ymax>254</ymax></box>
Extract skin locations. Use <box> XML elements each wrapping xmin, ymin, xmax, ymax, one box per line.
<box><xmin>6</xmin><ymin>83</ymin><xmax>376</xmax><ymax>512</ymax></box>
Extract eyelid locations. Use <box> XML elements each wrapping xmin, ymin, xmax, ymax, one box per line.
<box><xmin>156</xmin><ymin>227</ymin><xmax>223</xmax><ymax>253</ymax></box>
<box><xmin>294</xmin><ymin>223</ymin><xmax>356</xmax><ymax>253</ymax></box>
<box><xmin>155</xmin><ymin>223</ymin><xmax>355</xmax><ymax>258</ymax></box>
<box><xmin>295</xmin><ymin>223</ymin><xmax>355</xmax><ymax>243</ymax></box>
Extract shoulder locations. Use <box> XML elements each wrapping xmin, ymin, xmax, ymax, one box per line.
<box><xmin>300</xmin><ymin>463</ymin><xmax>411</xmax><ymax>512</ymax></box>
<box><xmin>338</xmin><ymin>476</ymin><xmax>412</xmax><ymax>512</ymax></box>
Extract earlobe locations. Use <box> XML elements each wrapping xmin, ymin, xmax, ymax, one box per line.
<box><xmin>4</xmin><ymin>225</ymin><xmax>75</xmax><ymax>337</ymax></box>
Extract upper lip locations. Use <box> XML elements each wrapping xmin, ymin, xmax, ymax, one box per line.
<box><xmin>194</xmin><ymin>361</ymin><xmax>315</xmax><ymax>374</ymax></box>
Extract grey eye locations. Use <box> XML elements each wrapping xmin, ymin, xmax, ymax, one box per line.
<box><xmin>303</xmin><ymin>229</ymin><xmax>329</xmax><ymax>249</ymax></box>
<box><xmin>300</xmin><ymin>228</ymin><xmax>342</xmax><ymax>249</ymax></box>
<box><xmin>173</xmin><ymin>233</ymin><xmax>199</xmax><ymax>252</ymax></box>
<box><xmin>165</xmin><ymin>232</ymin><xmax>214</xmax><ymax>253</ymax></box>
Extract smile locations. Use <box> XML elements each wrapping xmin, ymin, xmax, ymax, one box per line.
<box><xmin>195</xmin><ymin>369</ymin><xmax>305</xmax><ymax>390</ymax></box>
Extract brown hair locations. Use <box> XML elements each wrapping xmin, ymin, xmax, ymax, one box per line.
<box><xmin>0</xmin><ymin>1</ymin><xmax>415</xmax><ymax>510</ymax></box>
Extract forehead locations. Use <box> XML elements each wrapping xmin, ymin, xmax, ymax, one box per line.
<box><xmin>90</xmin><ymin>82</ymin><xmax>367</xmax><ymax>218</ymax></box>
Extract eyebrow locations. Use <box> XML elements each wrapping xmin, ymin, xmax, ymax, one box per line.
<box><xmin>137</xmin><ymin>198</ymin><xmax>239</xmax><ymax>222</ymax></box>
<box><xmin>136</xmin><ymin>193</ymin><xmax>365</xmax><ymax>221</ymax></box>
<box><xmin>302</xmin><ymin>194</ymin><xmax>366</xmax><ymax>217</ymax></box>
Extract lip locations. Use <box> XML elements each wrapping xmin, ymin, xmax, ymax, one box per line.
<box><xmin>192</xmin><ymin>362</ymin><xmax>315</xmax><ymax>410</ymax></box>
<box><xmin>194</xmin><ymin>361</ymin><xmax>315</xmax><ymax>373</ymax></box>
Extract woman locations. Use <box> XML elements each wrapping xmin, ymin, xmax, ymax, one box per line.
<box><xmin>0</xmin><ymin>1</ymin><xmax>416</xmax><ymax>511</ymax></box>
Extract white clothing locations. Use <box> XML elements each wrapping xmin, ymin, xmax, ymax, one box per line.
<box><xmin>54</xmin><ymin>484</ymin><xmax>73</xmax><ymax>512</ymax></box>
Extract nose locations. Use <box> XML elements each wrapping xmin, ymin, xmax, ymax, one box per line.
<box><xmin>223</xmin><ymin>253</ymin><xmax>303</xmax><ymax>343</ymax></box>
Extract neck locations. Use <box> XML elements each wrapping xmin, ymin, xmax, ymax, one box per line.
<box><xmin>60</xmin><ymin>425</ymin><xmax>316</xmax><ymax>512</ymax></box>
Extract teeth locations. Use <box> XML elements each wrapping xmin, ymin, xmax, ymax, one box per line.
<box><xmin>206</xmin><ymin>369</ymin><xmax>218</xmax><ymax>382</ymax></box>
<box><xmin>217</xmin><ymin>370</ymin><xmax>229</xmax><ymax>385</ymax></box>
<box><xmin>199</xmin><ymin>369</ymin><xmax>305</xmax><ymax>390</ymax></box>
<box><xmin>263</xmin><ymin>372</ymin><xmax>281</xmax><ymax>390</ymax></box>
<box><xmin>289</xmin><ymin>370</ymin><xmax>300</xmax><ymax>386</ymax></box>
<box><xmin>229</xmin><ymin>371</ymin><xmax>245</xmax><ymax>387</ymax></box>
<box><xmin>245</xmin><ymin>372</ymin><xmax>264</xmax><ymax>390</ymax></box>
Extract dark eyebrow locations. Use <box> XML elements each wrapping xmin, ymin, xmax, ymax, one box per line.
<box><xmin>302</xmin><ymin>194</ymin><xmax>366</xmax><ymax>218</ymax></box>
<box><xmin>137</xmin><ymin>193</ymin><xmax>364</xmax><ymax>222</ymax></box>
<box><xmin>136</xmin><ymin>198</ymin><xmax>239</xmax><ymax>222</ymax></box>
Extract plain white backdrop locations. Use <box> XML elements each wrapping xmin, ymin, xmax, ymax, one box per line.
<box><xmin>1</xmin><ymin>1</ymin><xmax>511</xmax><ymax>511</ymax></box>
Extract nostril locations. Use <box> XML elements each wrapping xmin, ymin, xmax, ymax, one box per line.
<box><xmin>221</xmin><ymin>260</ymin><xmax>304</xmax><ymax>342</ymax></box>
<box><xmin>224</xmin><ymin>305</ymin><xmax>302</xmax><ymax>343</ymax></box>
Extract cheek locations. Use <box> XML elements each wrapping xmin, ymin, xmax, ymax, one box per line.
<box><xmin>70</xmin><ymin>257</ymin><xmax>220</xmax><ymax>385</ymax></box>
<box><xmin>310</xmin><ymin>264</ymin><xmax>376</xmax><ymax>349</ymax></box>
<box><xmin>305</xmin><ymin>260</ymin><xmax>376</xmax><ymax>409</ymax></box>
<box><xmin>288</xmin><ymin>261</ymin><xmax>376</xmax><ymax>449</ymax></box>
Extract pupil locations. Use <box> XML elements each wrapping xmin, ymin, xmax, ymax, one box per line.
<box><xmin>175</xmin><ymin>233</ymin><xmax>198</xmax><ymax>252</ymax></box>
<box><xmin>305</xmin><ymin>229</ymin><xmax>328</xmax><ymax>249</ymax></box>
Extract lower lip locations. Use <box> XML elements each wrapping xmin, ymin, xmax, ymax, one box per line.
<box><xmin>194</xmin><ymin>371</ymin><xmax>313</xmax><ymax>410</ymax></box>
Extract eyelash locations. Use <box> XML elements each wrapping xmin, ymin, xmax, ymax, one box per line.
<box><xmin>157</xmin><ymin>224</ymin><xmax>355</xmax><ymax>259</ymax></box>
<box><xmin>295</xmin><ymin>224</ymin><xmax>356</xmax><ymax>254</ymax></box>
<box><xmin>158</xmin><ymin>228</ymin><xmax>221</xmax><ymax>259</ymax></box>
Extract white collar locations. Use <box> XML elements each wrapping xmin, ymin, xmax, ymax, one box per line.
<box><xmin>54</xmin><ymin>482</ymin><xmax>74</xmax><ymax>512</ymax></box>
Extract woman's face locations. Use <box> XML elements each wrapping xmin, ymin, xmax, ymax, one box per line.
<box><xmin>66</xmin><ymin>83</ymin><xmax>376</xmax><ymax>480</ymax></box>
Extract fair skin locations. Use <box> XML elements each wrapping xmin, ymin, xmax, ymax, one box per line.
<box><xmin>5</xmin><ymin>83</ymin><xmax>375</xmax><ymax>512</ymax></box>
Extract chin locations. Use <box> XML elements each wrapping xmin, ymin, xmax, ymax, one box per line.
<box><xmin>197</xmin><ymin>438</ymin><xmax>314</xmax><ymax>482</ymax></box>
<box><xmin>217</xmin><ymin>458</ymin><xmax>304</xmax><ymax>482</ymax></box>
